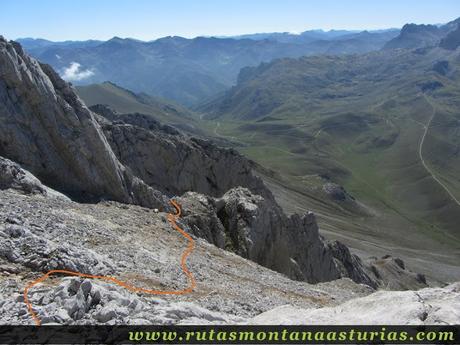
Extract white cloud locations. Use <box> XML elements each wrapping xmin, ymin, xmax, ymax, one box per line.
<box><xmin>61</xmin><ymin>62</ymin><xmax>94</xmax><ymax>81</ymax></box>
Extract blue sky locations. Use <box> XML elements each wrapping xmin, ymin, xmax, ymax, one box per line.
<box><xmin>1</xmin><ymin>0</ymin><xmax>459</xmax><ymax>41</ymax></box>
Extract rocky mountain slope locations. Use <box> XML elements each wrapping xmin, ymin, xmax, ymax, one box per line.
<box><xmin>76</xmin><ymin>82</ymin><xmax>195</xmax><ymax>124</ymax></box>
<box><xmin>440</xmin><ymin>24</ymin><xmax>460</xmax><ymax>50</ymax></box>
<box><xmin>0</xmin><ymin>163</ymin><xmax>457</xmax><ymax>325</ymax></box>
<box><xmin>0</xmin><ymin>163</ymin><xmax>455</xmax><ymax>325</ymax></box>
<box><xmin>0</xmin><ymin>176</ymin><xmax>370</xmax><ymax>325</ymax></box>
<box><xmin>251</xmin><ymin>282</ymin><xmax>460</xmax><ymax>325</ymax></box>
<box><xmin>91</xmin><ymin>105</ymin><xmax>270</xmax><ymax>200</ymax></box>
<box><xmin>383</xmin><ymin>24</ymin><xmax>446</xmax><ymax>50</ymax></box>
<box><xmin>76</xmin><ymin>85</ymin><xmax>233</xmax><ymax>147</ymax></box>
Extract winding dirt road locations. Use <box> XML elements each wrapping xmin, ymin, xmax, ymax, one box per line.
<box><xmin>419</xmin><ymin>96</ymin><xmax>460</xmax><ymax>208</ymax></box>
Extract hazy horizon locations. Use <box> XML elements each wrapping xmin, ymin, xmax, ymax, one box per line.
<box><xmin>1</xmin><ymin>0</ymin><xmax>459</xmax><ymax>41</ymax></box>
<box><xmin>14</xmin><ymin>27</ymin><xmax>401</xmax><ymax>43</ymax></box>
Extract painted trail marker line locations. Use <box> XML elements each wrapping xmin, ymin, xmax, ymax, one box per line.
<box><xmin>23</xmin><ymin>200</ymin><xmax>196</xmax><ymax>326</ymax></box>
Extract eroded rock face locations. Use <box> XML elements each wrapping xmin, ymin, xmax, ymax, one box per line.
<box><xmin>216</xmin><ymin>188</ymin><xmax>342</xmax><ymax>283</ymax></box>
<box><xmin>0</xmin><ymin>37</ymin><xmax>167</xmax><ymax>210</ymax></box>
<box><xmin>178</xmin><ymin>188</ymin><xmax>430</xmax><ymax>288</ymax></box>
<box><xmin>178</xmin><ymin>187</ymin><xmax>376</xmax><ymax>285</ymax></box>
<box><xmin>93</xmin><ymin>105</ymin><xmax>271</xmax><ymax>200</ymax></box>
<box><xmin>327</xmin><ymin>241</ymin><xmax>377</xmax><ymax>288</ymax></box>
<box><xmin>177</xmin><ymin>192</ymin><xmax>226</xmax><ymax>249</ymax></box>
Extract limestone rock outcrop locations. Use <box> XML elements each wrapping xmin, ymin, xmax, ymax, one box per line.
<box><xmin>215</xmin><ymin>188</ymin><xmax>342</xmax><ymax>283</ymax></box>
<box><xmin>0</xmin><ymin>37</ymin><xmax>167</xmax><ymax>209</ymax></box>
<box><xmin>250</xmin><ymin>282</ymin><xmax>460</xmax><ymax>325</ymax></box>
<box><xmin>327</xmin><ymin>241</ymin><xmax>377</xmax><ymax>288</ymax></box>
<box><xmin>178</xmin><ymin>187</ymin><xmax>376</xmax><ymax>285</ymax></box>
<box><xmin>93</xmin><ymin>105</ymin><xmax>271</xmax><ymax>200</ymax></box>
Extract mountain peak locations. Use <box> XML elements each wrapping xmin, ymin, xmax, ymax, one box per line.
<box><xmin>106</xmin><ymin>36</ymin><xmax>139</xmax><ymax>44</ymax></box>
<box><xmin>400</xmin><ymin>23</ymin><xmax>440</xmax><ymax>34</ymax></box>
<box><xmin>108</xmin><ymin>36</ymin><xmax>124</xmax><ymax>41</ymax></box>
<box><xmin>384</xmin><ymin>23</ymin><xmax>444</xmax><ymax>49</ymax></box>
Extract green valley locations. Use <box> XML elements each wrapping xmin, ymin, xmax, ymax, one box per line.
<box><xmin>198</xmin><ymin>46</ymin><xmax>460</xmax><ymax>281</ymax></box>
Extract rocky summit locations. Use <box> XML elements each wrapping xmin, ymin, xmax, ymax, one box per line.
<box><xmin>0</xmin><ymin>34</ymin><xmax>459</xmax><ymax>327</ymax></box>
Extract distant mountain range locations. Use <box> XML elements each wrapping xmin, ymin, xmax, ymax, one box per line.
<box><xmin>18</xmin><ymin>19</ymin><xmax>460</xmax><ymax>107</ymax></box>
<box><xmin>224</xmin><ymin>28</ymin><xmax>398</xmax><ymax>43</ymax></box>
<box><xmin>17</xmin><ymin>28</ymin><xmax>401</xmax><ymax>106</ymax></box>
<box><xmin>201</xmin><ymin>19</ymin><xmax>460</xmax><ymax>121</ymax></box>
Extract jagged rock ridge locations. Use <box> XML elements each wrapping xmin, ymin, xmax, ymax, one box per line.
<box><xmin>91</xmin><ymin>104</ymin><xmax>271</xmax><ymax>200</ymax></box>
<box><xmin>384</xmin><ymin>17</ymin><xmax>460</xmax><ymax>50</ymax></box>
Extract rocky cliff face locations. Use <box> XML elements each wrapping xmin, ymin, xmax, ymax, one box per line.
<box><xmin>92</xmin><ymin>105</ymin><xmax>271</xmax><ymax>200</ymax></box>
<box><xmin>178</xmin><ymin>188</ymin><xmax>343</xmax><ymax>283</ymax></box>
<box><xmin>178</xmin><ymin>188</ymin><xmax>426</xmax><ymax>288</ymax></box>
<box><xmin>0</xmin><ymin>37</ymin><xmax>167</xmax><ymax>209</ymax></box>
<box><xmin>179</xmin><ymin>187</ymin><xmax>427</xmax><ymax>290</ymax></box>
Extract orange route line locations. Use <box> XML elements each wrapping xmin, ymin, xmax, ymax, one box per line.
<box><xmin>23</xmin><ymin>199</ymin><xmax>196</xmax><ymax>326</ymax></box>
